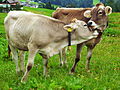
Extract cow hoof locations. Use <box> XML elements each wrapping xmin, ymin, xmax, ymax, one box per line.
<box><xmin>59</xmin><ymin>63</ymin><xmax>68</xmax><ymax>68</ymax></box>
<box><xmin>59</xmin><ymin>63</ymin><xmax>63</xmax><ymax>67</ymax></box>
<box><xmin>69</xmin><ymin>71</ymin><xmax>75</xmax><ymax>75</ymax></box>
<box><xmin>21</xmin><ymin>77</ymin><xmax>27</xmax><ymax>83</ymax></box>
<box><xmin>21</xmin><ymin>80</ymin><xmax>26</xmax><ymax>84</ymax></box>
<box><xmin>16</xmin><ymin>69</ymin><xmax>20</xmax><ymax>74</ymax></box>
<box><xmin>86</xmin><ymin>70</ymin><xmax>90</xmax><ymax>73</ymax></box>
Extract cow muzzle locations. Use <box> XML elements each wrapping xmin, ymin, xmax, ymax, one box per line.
<box><xmin>84</xmin><ymin>20</ymin><xmax>101</xmax><ymax>32</ymax></box>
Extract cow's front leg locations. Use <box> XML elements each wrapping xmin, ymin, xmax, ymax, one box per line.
<box><xmin>70</xmin><ymin>43</ymin><xmax>83</xmax><ymax>73</ymax></box>
<box><xmin>21</xmin><ymin>45</ymin><xmax>38</xmax><ymax>82</ymax></box>
<box><xmin>59</xmin><ymin>47</ymin><xmax>67</xmax><ymax>67</ymax></box>
<box><xmin>19</xmin><ymin>51</ymin><xmax>25</xmax><ymax>72</ymax></box>
<box><xmin>86</xmin><ymin>46</ymin><xmax>94</xmax><ymax>72</ymax></box>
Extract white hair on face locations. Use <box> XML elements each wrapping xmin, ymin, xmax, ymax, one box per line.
<box><xmin>99</xmin><ymin>5</ymin><xmax>105</xmax><ymax>9</ymax></box>
<box><xmin>92</xmin><ymin>6</ymin><xmax>96</xmax><ymax>9</ymax></box>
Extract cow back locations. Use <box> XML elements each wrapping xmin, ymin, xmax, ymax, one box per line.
<box><xmin>52</xmin><ymin>8</ymin><xmax>91</xmax><ymax>24</ymax></box>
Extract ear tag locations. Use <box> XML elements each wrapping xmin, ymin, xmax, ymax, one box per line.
<box><xmin>67</xmin><ymin>28</ymin><xmax>73</xmax><ymax>32</ymax></box>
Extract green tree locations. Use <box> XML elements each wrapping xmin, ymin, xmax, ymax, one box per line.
<box><xmin>106</xmin><ymin>0</ymin><xmax>120</xmax><ymax>12</ymax></box>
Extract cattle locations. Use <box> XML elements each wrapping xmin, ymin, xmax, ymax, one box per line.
<box><xmin>4</xmin><ymin>11</ymin><xmax>99</xmax><ymax>82</ymax></box>
<box><xmin>52</xmin><ymin>3</ymin><xmax>112</xmax><ymax>73</ymax></box>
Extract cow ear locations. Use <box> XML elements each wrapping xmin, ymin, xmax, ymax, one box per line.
<box><xmin>64</xmin><ymin>24</ymin><xmax>78</xmax><ymax>32</ymax></box>
<box><xmin>105</xmin><ymin>6</ymin><xmax>112</xmax><ymax>15</ymax></box>
<box><xmin>84</xmin><ymin>10</ymin><xmax>91</xmax><ymax>18</ymax></box>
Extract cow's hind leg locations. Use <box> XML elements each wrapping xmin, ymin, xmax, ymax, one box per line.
<box><xmin>43</xmin><ymin>56</ymin><xmax>48</xmax><ymax>76</ymax></box>
<box><xmin>70</xmin><ymin>43</ymin><xmax>83</xmax><ymax>73</ymax></box>
<box><xmin>21</xmin><ymin>45</ymin><xmax>38</xmax><ymax>82</ymax></box>
<box><xmin>19</xmin><ymin>51</ymin><xmax>25</xmax><ymax>72</ymax></box>
<box><xmin>59</xmin><ymin>50</ymin><xmax>63</xmax><ymax>66</ymax></box>
<box><xmin>40</xmin><ymin>54</ymin><xmax>48</xmax><ymax>76</ymax></box>
<box><xmin>9</xmin><ymin>45</ymin><xmax>20</xmax><ymax>73</ymax></box>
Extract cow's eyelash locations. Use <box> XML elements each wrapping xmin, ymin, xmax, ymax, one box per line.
<box><xmin>98</xmin><ymin>11</ymin><xmax>103</xmax><ymax>15</ymax></box>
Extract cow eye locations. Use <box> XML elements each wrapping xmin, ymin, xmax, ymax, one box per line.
<box><xmin>98</xmin><ymin>11</ymin><xmax>103</xmax><ymax>15</ymax></box>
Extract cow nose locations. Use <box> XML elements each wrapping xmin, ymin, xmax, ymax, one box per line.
<box><xmin>87</xmin><ymin>21</ymin><xmax>92</xmax><ymax>26</ymax></box>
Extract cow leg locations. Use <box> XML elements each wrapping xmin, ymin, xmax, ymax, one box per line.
<box><xmin>59</xmin><ymin>50</ymin><xmax>63</xmax><ymax>66</ymax></box>
<box><xmin>9</xmin><ymin>45</ymin><xmax>20</xmax><ymax>73</ymax></box>
<box><xmin>86</xmin><ymin>46</ymin><xmax>94</xmax><ymax>71</ymax></box>
<box><xmin>43</xmin><ymin>56</ymin><xmax>48</xmax><ymax>76</ymax></box>
<box><xmin>39</xmin><ymin>53</ymin><xmax>48</xmax><ymax>76</ymax></box>
<box><xmin>59</xmin><ymin>47</ymin><xmax>67</xmax><ymax>67</ymax></box>
<box><xmin>19</xmin><ymin>51</ymin><xmax>25</xmax><ymax>72</ymax></box>
<box><xmin>21</xmin><ymin>45</ymin><xmax>38</xmax><ymax>82</ymax></box>
<box><xmin>8</xmin><ymin>45</ymin><xmax>11</xmax><ymax>57</ymax></box>
<box><xmin>70</xmin><ymin>43</ymin><xmax>83</xmax><ymax>73</ymax></box>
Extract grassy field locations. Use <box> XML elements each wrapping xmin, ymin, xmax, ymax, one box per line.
<box><xmin>0</xmin><ymin>7</ymin><xmax>120</xmax><ymax>89</ymax></box>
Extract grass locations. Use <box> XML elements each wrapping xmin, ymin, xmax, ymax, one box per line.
<box><xmin>0</xmin><ymin>7</ymin><xmax>120</xmax><ymax>89</ymax></box>
<box><xmin>23</xmin><ymin>6</ymin><xmax>54</xmax><ymax>16</ymax></box>
<box><xmin>104</xmin><ymin>13</ymin><xmax>120</xmax><ymax>36</ymax></box>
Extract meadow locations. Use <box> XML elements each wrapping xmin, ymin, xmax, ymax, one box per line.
<box><xmin>0</xmin><ymin>7</ymin><xmax>120</xmax><ymax>89</ymax></box>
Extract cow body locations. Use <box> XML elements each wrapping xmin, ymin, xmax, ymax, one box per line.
<box><xmin>52</xmin><ymin>3</ymin><xmax>112</xmax><ymax>72</ymax></box>
<box><xmin>4</xmin><ymin>11</ymin><xmax>98</xmax><ymax>82</ymax></box>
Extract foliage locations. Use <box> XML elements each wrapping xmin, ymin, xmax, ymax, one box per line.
<box><xmin>0</xmin><ymin>7</ymin><xmax>120</xmax><ymax>89</ymax></box>
<box><xmin>105</xmin><ymin>0</ymin><xmax>120</xmax><ymax>12</ymax></box>
<box><xmin>104</xmin><ymin>13</ymin><xmax>120</xmax><ymax>36</ymax></box>
<box><xmin>43</xmin><ymin>2</ymin><xmax>56</xmax><ymax>10</ymax></box>
<box><xmin>41</xmin><ymin>0</ymin><xmax>93</xmax><ymax>8</ymax></box>
<box><xmin>93</xmin><ymin>0</ymin><xmax>100</xmax><ymax>5</ymax></box>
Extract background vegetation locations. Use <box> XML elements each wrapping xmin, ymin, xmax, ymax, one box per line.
<box><xmin>30</xmin><ymin>0</ymin><xmax>120</xmax><ymax>12</ymax></box>
<box><xmin>0</xmin><ymin>6</ymin><xmax>120</xmax><ymax>89</ymax></box>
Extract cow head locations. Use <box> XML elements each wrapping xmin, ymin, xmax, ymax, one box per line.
<box><xmin>64</xmin><ymin>18</ymin><xmax>99</xmax><ymax>39</ymax></box>
<box><xmin>84</xmin><ymin>3</ymin><xmax>112</xmax><ymax>31</ymax></box>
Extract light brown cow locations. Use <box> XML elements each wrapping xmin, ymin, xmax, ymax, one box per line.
<box><xmin>52</xmin><ymin>3</ymin><xmax>112</xmax><ymax>73</ymax></box>
<box><xmin>4</xmin><ymin>11</ymin><xmax>98</xmax><ymax>82</ymax></box>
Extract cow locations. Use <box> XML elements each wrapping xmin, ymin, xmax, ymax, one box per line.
<box><xmin>52</xmin><ymin>3</ymin><xmax>112</xmax><ymax>73</ymax></box>
<box><xmin>4</xmin><ymin>11</ymin><xmax>99</xmax><ymax>82</ymax></box>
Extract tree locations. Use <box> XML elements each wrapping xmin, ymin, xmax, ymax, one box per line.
<box><xmin>100</xmin><ymin>0</ymin><xmax>106</xmax><ymax>4</ymax></box>
<box><xmin>105</xmin><ymin>0</ymin><xmax>120</xmax><ymax>12</ymax></box>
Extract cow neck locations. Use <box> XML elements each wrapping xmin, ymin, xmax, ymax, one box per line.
<box><xmin>55</xmin><ymin>22</ymin><xmax>76</xmax><ymax>47</ymax></box>
<box><xmin>97</xmin><ymin>31</ymin><xmax>102</xmax><ymax>38</ymax></box>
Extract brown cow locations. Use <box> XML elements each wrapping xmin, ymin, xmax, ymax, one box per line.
<box><xmin>52</xmin><ymin>3</ymin><xmax>112</xmax><ymax>73</ymax></box>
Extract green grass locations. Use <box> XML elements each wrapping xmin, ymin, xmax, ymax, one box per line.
<box><xmin>0</xmin><ymin>8</ymin><xmax>120</xmax><ymax>89</ymax></box>
<box><xmin>23</xmin><ymin>6</ymin><xmax>54</xmax><ymax>16</ymax></box>
<box><xmin>104</xmin><ymin>13</ymin><xmax>120</xmax><ymax>36</ymax></box>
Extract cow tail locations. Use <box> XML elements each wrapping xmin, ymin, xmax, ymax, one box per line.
<box><xmin>8</xmin><ymin>45</ymin><xmax>11</xmax><ymax>57</ymax></box>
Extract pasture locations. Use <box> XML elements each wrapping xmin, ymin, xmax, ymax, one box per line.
<box><xmin>0</xmin><ymin>7</ymin><xmax>120</xmax><ymax>89</ymax></box>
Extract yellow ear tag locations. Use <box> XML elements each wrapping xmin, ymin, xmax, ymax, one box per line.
<box><xmin>67</xmin><ymin>28</ymin><xmax>73</xmax><ymax>32</ymax></box>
